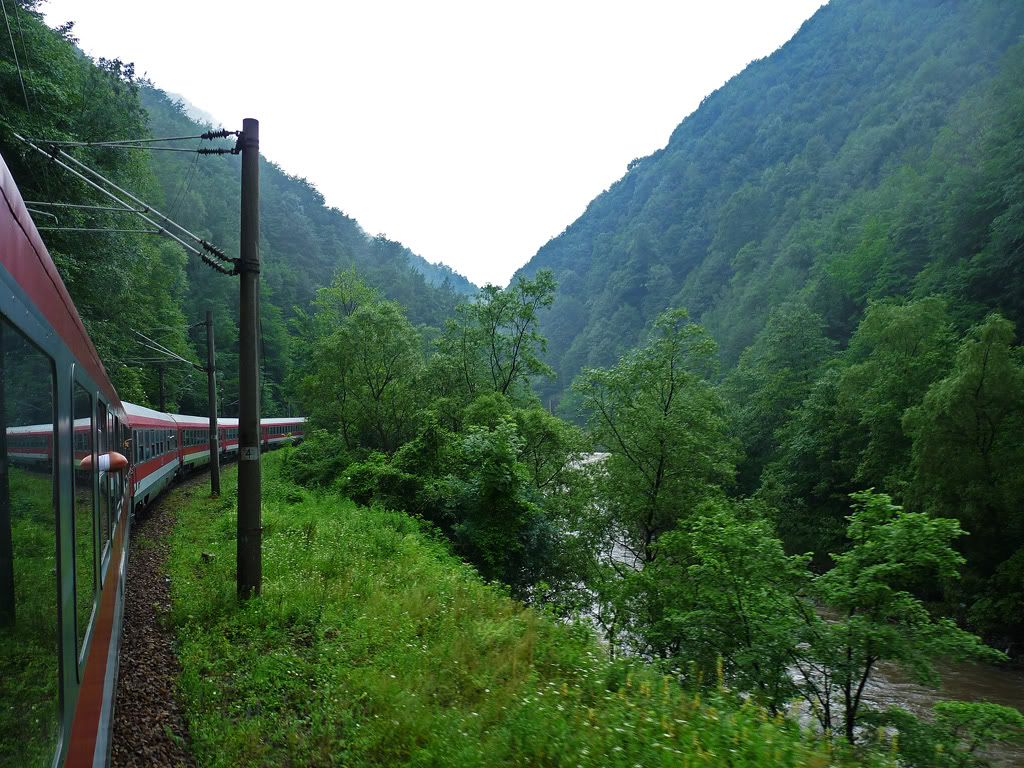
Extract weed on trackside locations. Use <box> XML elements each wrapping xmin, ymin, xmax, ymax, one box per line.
<box><xmin>167</xmin><ymin>449</ymin><xmax>889</xmax><ymax>768</ymax></box>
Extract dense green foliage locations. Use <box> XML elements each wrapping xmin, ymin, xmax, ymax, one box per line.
<box><xmin>516</xmin><ymin>0</ymin><xmax>1024</xmax><ymax>402</ymax></box>
<box><xmin>291</xmin><ymin>270</ymin><xmax>585</xmax><ymax>599</ymax></box>
<box><xmin>0</xmin><ymin>0</ymin><xmax>474</xmax><ymax>415</ymax></box>
<box><xmin>509</xmin><ymin>0</ymin><xmax>1024</xmax><ymax>660</ymax></box>
<box><xmin>168</xmin><ymin>454</ymin><xmax>888</xmax><ymax>768</ymax></box>
<box><xmin>756</xmin><ymin>303</ymin><xmax>1024</xmax><ymax>648</ymax></box>
<box><xmin>3</xmin><ymin>1</ymin><xmax>1022</xmax><ymax>763</ymax></box>
<box><xmin>0</xmin><ymin>1</ymin><xmax>188</xmax><ymax>404</ymax></box>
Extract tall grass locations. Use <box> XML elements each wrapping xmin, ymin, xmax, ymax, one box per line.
<box><xmin>168</xmin><ymin>449</ymin><xmax>889</xmax><ymax>767</ymax></box>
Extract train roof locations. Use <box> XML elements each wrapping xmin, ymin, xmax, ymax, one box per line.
<box><xmin>262</xmin><ymin>417</ymin><xmax>306</xmax><ymax>425</ymax></box>
<box><xmin>166</xmin><ymin>412</ymin><xmax>208</xmax><ymax>428</ymax></box>
<box><xmin>123</xmin><ymin>401</ymin><xmax>178</xmax><ymax>425</ymax></box>
<box><xmin>7</xmin><ymin>422</ymin><xmax>51</xmax><ymax>434</ymax></box>
<box><xmin>0</xmin><ymin>153</ymin><xmax>121</xmax><ymax>410</ymax></box>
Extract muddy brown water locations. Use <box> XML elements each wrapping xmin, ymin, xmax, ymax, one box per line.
<box><xmin>855</xmin><ymin>657</ymin><xmax>1024</xmax><ymax>767</ymax></box>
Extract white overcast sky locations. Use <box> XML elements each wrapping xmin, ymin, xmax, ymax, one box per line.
<box><xmin>42</xmin><ymin>0</ymin><xmax>825</xmax><ymax>287</ymax></box>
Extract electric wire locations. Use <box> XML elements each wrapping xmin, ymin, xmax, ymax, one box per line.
<box><xmin>38</xmin><ymin>130</ymin><xmax>238</xmax><ymax>146</ymax></box>
<box><xmin>135</xmin><ymin>331</ymin><xmax>191</xmax><ymax>364</ymax></box>
<box><xmin>33</xmin><ymin>141</ymin><xmax>227</xmax><ymax>153</ymax></box>
<box><xmin>12</xmin><ymin>0</ymin><xmax>33</xmax><ymax>113</ymax></box>
<box><xmin>133</xmin><ymin>329</ymin><xmax>195</xmax><ymax>367</ymax></box>
<box><xmin>26</xmin><ymin>207</ymin><xmax>57</xmax><ymax>222</ymax></box>
<box><xmin>169</xmin><ymin>140</ymin><xmax>201</xmax><ymax>220</ymax></box>
<box><xmin>13</xmin><ymin>130</ymin><xmax>237</xmax><ymax>275</ymax></box>
<box><xmin>25</xmin><ymin>201</ymin><xmax>147</xmax><ymax>213</ymax></box>
<box><xmin>53</xmin><ymin>144</ymin><xmax>234</xmax><ymax>262</ymax></box>
<box><xmin>37</xmin><ymin>226</ymin><xmax>161</xmax><ymax>234</ymax></box>
<box><xmin>1</xmin><ymin>0</ymin><xmax>29</xmax><ymax>113</ymax></box>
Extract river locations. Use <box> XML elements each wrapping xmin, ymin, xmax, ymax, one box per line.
<box><xmin>576</xmin><ymin>454</ymin><xmax>1024</xmax><ymax>763</ymax></box>
<box><xmin>855</xmin><ymin>657</ymin><xmax>1024</xmax><ymax>766</ymax></box>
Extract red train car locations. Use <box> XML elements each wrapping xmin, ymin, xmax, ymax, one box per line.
<box><xmin>0</xmin><ymin>151</ymin><xmax>131</xmax><ymax>766</ymax></box>
<box><xmin>219</xmin><ymin>416</ymin><xmax>240</xmax><ymax>459</ymax></box>
<box><xmin>123</xmin><ymin>402</ymin><xmax>179</xmax><ymax>510</ymax></box>
<box><xmin>260</xmin><ymin>417</ymin><xmax>305</xmax><ymax>450</ymax></box>
<box><xmin>0</xmin><ymin>149</ymin><xmax>309</xmax><ymax>766</ymax></box>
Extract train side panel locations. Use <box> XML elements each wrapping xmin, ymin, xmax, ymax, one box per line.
<box><xmin>0</xmin><ymin>152</ymin><xmax>130</xmax><ymax>768</ymax></box>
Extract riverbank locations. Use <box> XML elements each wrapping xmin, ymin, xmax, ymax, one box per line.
<box><xmin>164</xmin><ymin>449</ymin><xmax>880</xmax><ymax>767</ymax></box>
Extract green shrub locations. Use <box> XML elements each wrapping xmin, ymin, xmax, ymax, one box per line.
<box><xmin>168</xmin><ymin>454</ymin><xmax>880</xmax><ymax>768</ymax></box>
<box><xmin>285</xmin><ymin>428</ymin><xmax>353</xmax><ymax>487</ymax></box>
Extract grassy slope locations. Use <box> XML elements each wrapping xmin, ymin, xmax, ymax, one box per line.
<box><xmin>168</xmin><ymin>451</ymin><xmax>887</xmax><ymax>767</ymax></box>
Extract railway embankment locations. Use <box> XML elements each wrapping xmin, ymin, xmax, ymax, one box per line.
<box><xmin>145</xmin><ymin>448</ymin><xmax>888</xmax><ymax>768</ymax></box>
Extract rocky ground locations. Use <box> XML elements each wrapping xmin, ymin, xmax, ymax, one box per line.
<box><xmin>110</xmin><ymin>478</ymin><xmax>200</xmax><ymax>768</ymax></box>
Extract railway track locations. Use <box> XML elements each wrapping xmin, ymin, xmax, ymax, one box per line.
<box><xmin>110</xmin><ymin>474</ymin><xmax>209</xmax><ymax>768</ymax></box>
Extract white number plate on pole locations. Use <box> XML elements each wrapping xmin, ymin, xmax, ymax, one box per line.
<box><xmin>241</xmin><ymin>446</ymin><xmax>260</xmax><ymax>461</ymax></box>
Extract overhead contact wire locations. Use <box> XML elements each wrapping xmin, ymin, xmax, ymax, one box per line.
<box><xmin>15</xmin><ymin>132</ymin><xmax>235</xmax><ymax>275</ymax></box>
<box><xmin>28</xmin><ymin>134</ymin><xmax>237</xmax><ymax>270</ymax></box>
<box><xmin>37</xmin><ymin>129</ymin><xmax>239</xmax><ymax>146</ymax></box>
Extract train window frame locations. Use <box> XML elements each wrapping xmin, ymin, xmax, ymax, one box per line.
<box><xmin>96</xmin><ymin>399</ymin><xmax>110</xmax><ymax>585</ymax></box>
<box><xmin>0</xmin><ymin>313</ymin><xmax>62</xmax><ymax>762</ymax></box>
<box><xmin>72</xmin><ymin>378</ymin><xmax>96</xmax><ymax>678</ymax></box>
<box><xmin>112</xmin><ymin>414</ymin><xmax>122</xmax><ymax>527</ymax></box>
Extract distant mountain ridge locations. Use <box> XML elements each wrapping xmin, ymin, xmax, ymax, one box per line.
<box><xmin>137</xmin><ymin>85</ymin><xmax>478</xmax><ymax>412</ymax></box>
<box><xmin>514</xmin><ymin>0</ymin><xmax>1024</xmax><ymax>403</ymax></box>
<box><xmin>150</xmin><ymin>89</ymin><xmax>477</xmax><ymax>297</ymax></box>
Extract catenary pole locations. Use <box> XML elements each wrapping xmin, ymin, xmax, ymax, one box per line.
<box><xmin>237</xmin><ymin>118</ymin><xmax>261</xmax><ymax>599</ymax></box>
<box><xmin>207</xmin><ymin>310</ymin><xmax>220</xmax><ymax>496</ymax></box>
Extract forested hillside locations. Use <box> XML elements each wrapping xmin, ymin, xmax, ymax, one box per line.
<box><xmin>5</xmin><ymin>2</ymin><xmax>1024</xmax><ymax>760</ymax></box>
<box><xmin>139</xmin><ymin>86</ymin><xmax>476</xmax><ymax>414</ymax></box>
<box><xmin>516</xmin><ymin>0</ymin><xmax>1024</xmax><ymax>402</ymax></box>
<box><xmin>0</xmin><ymin>1</ymin><xmax>475</xmax><ymax>416</ymax></box>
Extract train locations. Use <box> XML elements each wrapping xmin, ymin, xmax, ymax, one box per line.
<box><xmin>0</xmin><ymin>153</ymin><xmax>303</xmax><ymax>766</ymax></box>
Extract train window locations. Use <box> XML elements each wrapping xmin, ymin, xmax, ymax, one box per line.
<box><xmin>97</xmin><ymin>402</ymin><xmax>110</xmax><ymax>567</ymax></box>
<box><xmin>72</xmin><ymin>383</ymin><xmax>95</xmax><ymax>676</ymax></box>
<box><xmin>112</xmin><ymin>415</ymin><xmax>122</xmax><ymax>526</ymax></box>
<box><xmin>0</xmin><ymin>317</ymin><xmax>59</xmax><ymax>764</ymax></box>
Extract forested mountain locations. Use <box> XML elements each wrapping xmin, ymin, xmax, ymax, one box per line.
<box><xmin>503</xmin><ymin>0</ymin><xmax>1024</xmax><ymax>656</ymax></box>
<box><xmin>6</xmin><ymin>3</ymin><xmax>1024</xmax><ymax>755</ymax></box>
<box><xmin>138</xmin><ymin>86</ymin><xmax>478</xmax><ymax>414</ymax></box>
<box><xmin>0</xmin><ymin>2</ymin><xmax>475</xmax><ymax>416</ymax></box>
<box><xmin>515</xmin><ymin>0</ymin><xmax>1024</xmax><ymax>403</ymax></box>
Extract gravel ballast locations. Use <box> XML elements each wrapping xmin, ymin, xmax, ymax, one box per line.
<box><xmin>110</xmin><ymin>480</ymin><xmax>200</xmax><ymax>768</ymax></box>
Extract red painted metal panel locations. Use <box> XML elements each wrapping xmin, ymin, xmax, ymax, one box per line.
<box><xmin>65</xmin><ymin>505</ymin><xmax>127</xmax><ymax>766</ymax></box>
